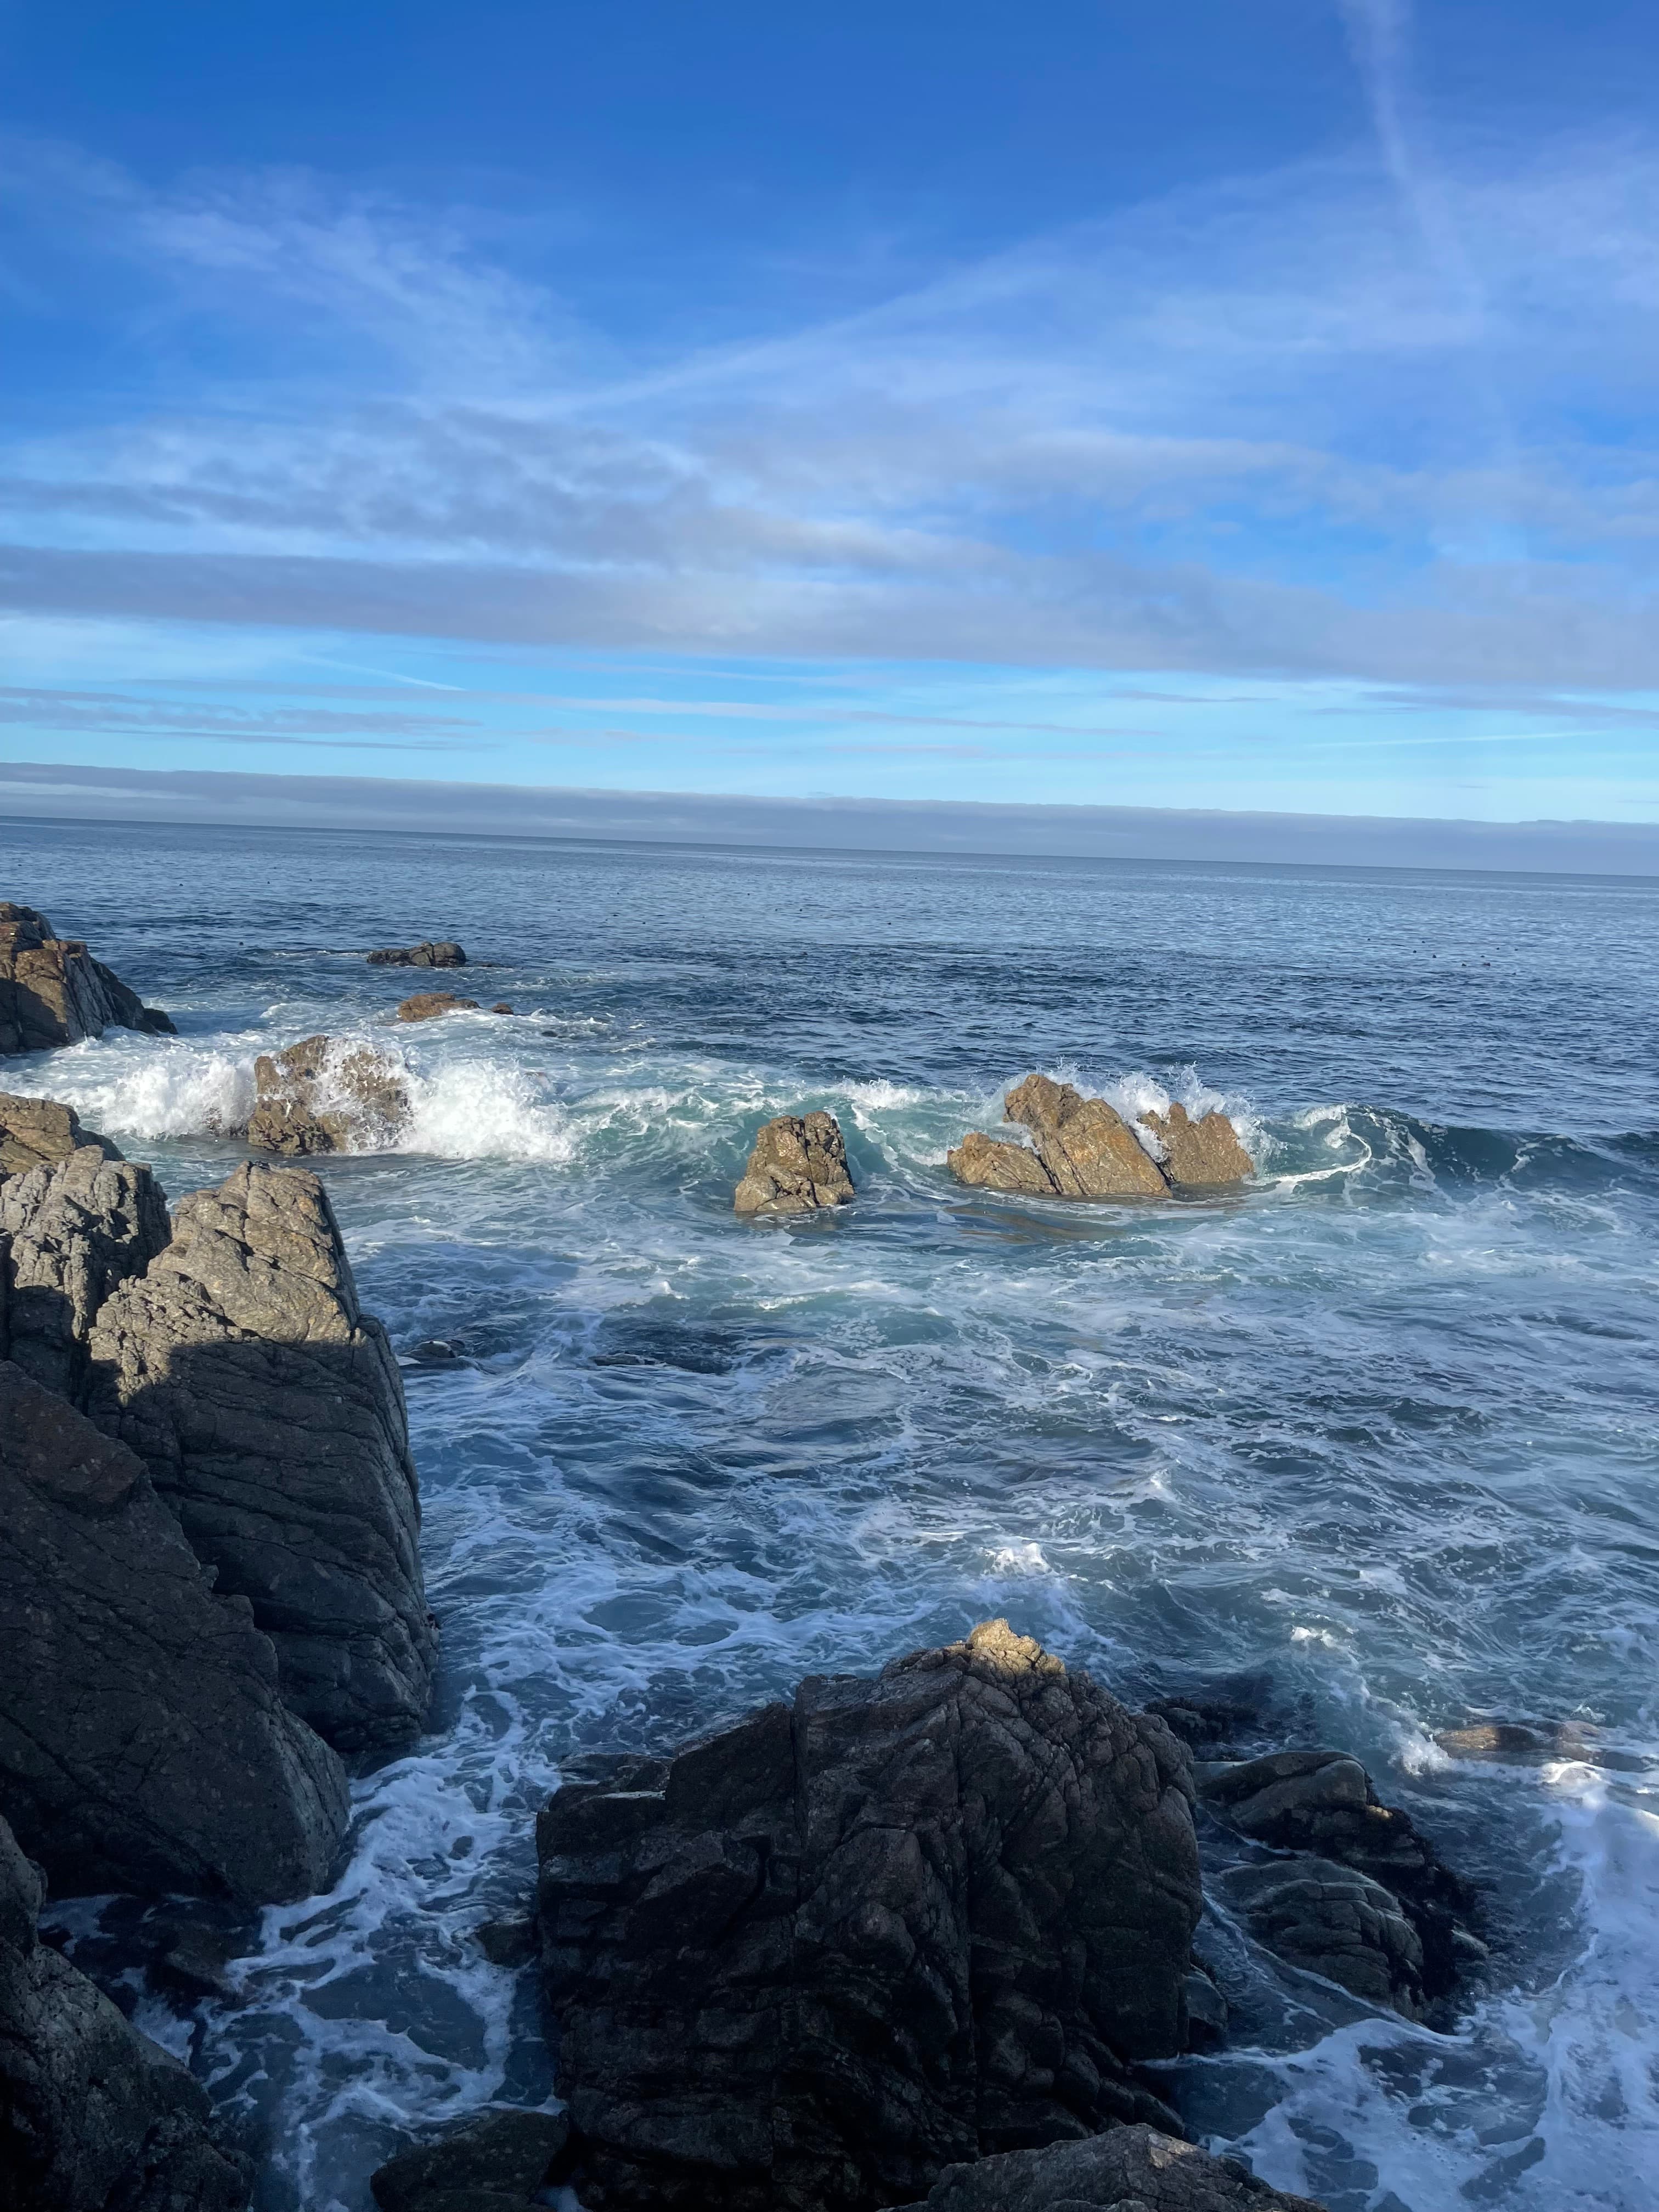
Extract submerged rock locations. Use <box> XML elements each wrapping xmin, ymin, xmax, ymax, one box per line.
<box><xmin>0</xmin><ymin>1142</ymin><xmax>171</xmax><ymax>1398</ymax></box>
<box><xmin>0</xmin><ymin>1362</ymin><xmax>348</xmax><ymax>1904</ymax></box>
<box><xmin>85</xmin><ymin>1161</ymin><xmax>437</xmax><ymax>1757</ymax></box>
<box><xmin>368</xmin><ymin>940</ymin><xmax>467</xmax><ymax>968</ymax></box>
<box><xmin>947</xmin><ymin>1076</ymin><xmax>1252</xmax><ymax>1202</ymax></box>
<box><xmin>396</xmin><ymin>990</ymin><xmax>479</xmax><ymax>1023</ymax></box>
<box><xmin>0</xmin><ymin>1814</ymin><xmax>252</xmax><ymax>2211</ymax></box>
<box><xmin>246</xmin><ymin>1034</ymin><xmax>411</xmax><ymax>1156</ymax></box>
<box><xmin>0</xmin><ymin>902</ymin><xmax>173</xmax><ymax>1054</ymax></box>
<box><xmin>1220</xmin><ymin>1857</ymin><xmax>1427</xmax><ymax>2018</ymax></box>
<box><xmin>890</xmin><ymin>2124</ymin><xmax>1326</xmax><ymax>2211</ymax></box>
<box><xmin>370</xmin><ymin>2108</ymin><xmax>569</xmax><ymax>2212</ymax></box>
<box><xmin>1435</xmin><ymin>1718</ymin><xmax>1600</xmax><ymax>1763</ymax></box>
<box><xmin>0</xmin><ymin>1092</ymin><xmax>123</xmax><ymax>1177</ymax></box>
<box><xmin>733</xmin><ymin>1110</ymin><xmax>855</xmax><ymax>1215</ymax></box>
<box><xmin>536</xmin><ymin>1618</ymin><xmax>1201</xmax><ymax>2211</ymax></box>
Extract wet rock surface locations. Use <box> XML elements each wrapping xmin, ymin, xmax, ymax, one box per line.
<box><xmin>0</xmin><ymin>1093</ymin><xmax>123</xmax><ymax>1178</ymax></box>
<box><xmin>889</xmin><ymin>2124</ymin><xmax>1325</xmax><ymax>2211</ymax></box>
<box><xmin>0</xmin><ymin>902</ymin><xmax>173</xmax><ymax>1054</ymax></box>
<box><xmin>246</xmin><ymin>1034</ymin><xmax>411</xmax><ymax>1156</ymax></box>
<box><xmin>0</xmin><ymin>1814</ymin><xmax>252</xmax><ymax>2212</ymax></box>
<box><xmin>85</xmin><ymin>1161</ymin><xmax>437</xmax><ymax>1756</ymax></box>
<box><xmin>396</xmin><ymin>990</ymin><xmax>479</xmax><ymax>1023</ymax></box>
<box><xmin>733</xmin><ymin>1110</ymin><xmax>855</xmax><ymax>1215</ymax></box>
<box><xmin>1143</xmin><ymin>1102</ymin><xmax>1256</xmax><ymax>1188</ymax></box>
<box><xmin>949</xmin><ymin>1076</ymin><xmax>1252</xmax><ymax>1201</ymax></box>
<box><xmin>0</xmin><ymin>1144</ymin><xmax>171</xmax><ymax>1398</ymax></box>
<box><xmin>0</xmin><ymin>1361</ymin><xmax>348</xmax><ymax>1905</ymax></box>
<box><xmin>536</xmin><ymin>1618</ymin><xmax>1201</xmax><ymax>2212</ymax></box>
<box><xmin>1220</xmin><ymin>1857</ymin><xmax>1427</xmax><ymax>2018</ymax></box>
<box><xmin>370</xmin><ymin>2108</ymin><xmax>570</xmax><ymax>2212</ymax></box>
<box><xmin>368</xmin><ymin>940</ymin><xmax>467</xmax><ymax>968</ymax></box>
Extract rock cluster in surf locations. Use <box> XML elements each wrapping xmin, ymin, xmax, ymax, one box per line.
<box><xmin>246</xmin><ymin>1032</ymin><xmax>412</xmax><ymax>1155</ymax></box>
<box><xmin>733</xmin><ymin>1109</ymin><xmax>856</xmax><ymax>1215</ymax></box>
<box><xmin>368</xmin><ymin>938</ymin><xmax>467</xmax><ymax>968</ymax></box>
<box><xmin>949</xmin><ymin>1074</ymin><xmax>1252</xmax><ymax>1200</ymax></box>
<box><xmin>0</xmin><ymin>902</ymin><xmax>173</xmax><ymax>1054</ymax></box>
<box><xmin>397</xmin><ymin>989</ymin><xmax>481</xmax><ymax>1022</ymax></box>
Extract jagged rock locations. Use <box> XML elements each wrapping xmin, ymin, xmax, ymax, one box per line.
<box><xmin>733</xmin><ymin>1111</ymin><xmax>854</xmax><ymax>1215</ymax></box>
<box><xmin>945</xmin><ymin>1130</ymin><xmax>1056</xmax><ymax>1197</ymax></box>
<box><xmin>246</xmin><ymin>1034</ymin><xmax>411</xmax><ymax>1156</ymax></box>
<box><xmin>85</xmin><ymin>1162</ymin><xmax>437</xmax><ymax>1757</ymax></box>
<box><xmin>1196</xmin><ymin>1750</ymin><xmax>1479</xmax><ymax>2001</ymax></box>
<box><xmin>0</xmin><ymin>1146</ymin><xmax>171</xmax><ymax>1398</ymax></box>
<box><xmin>370</xmin><ymin>2109</ymin><xmax>570</xmax><ymax>2212</ymax></box>
<box><xmin>396</xmin><ymin>991</ymin><xmax>479</xmax><ymax>1023</ymax></box>
<box><xmin>0</xmin><ymin>1093</ymin><xmax>123</xmax><ymax>1177</ymax></box>
<box><xmin>1221</xmin><ymin>1857</ymin><xmax>1426</xmax><ymax>2018</ymax></box>
<box><xmin>889</xmin><ymin>2124</ymin><xmax>1325</xmax><ymax>2211</ymax></box>
<box><xmin>368</xmin><ymin>941</ymin><xmax>467</xmax><ymax>968</ymax></box>
<box><xmin>0</xmin><ymin>1815</ymin><xmax>252</xmax><ymax>2212</ymax></box>
<box><xmin>0</xmin><ymin>903</ymin><xmax>173</xmax><ymax>1054</ymax></box>
<box><xmin>1144</xmin><ymin>1102</ymin><xmax>1255</xmax><ymax>1188</ymax></box>
<box><xmin>536</xmin><ymin>1618</ymin><xmax>1201</xmax><ymax>2212</ymax></box>
<box><xmin>0</xmin><ymin>1363</ymin><xmax>347</xmax><ymax>1904</ymax></box>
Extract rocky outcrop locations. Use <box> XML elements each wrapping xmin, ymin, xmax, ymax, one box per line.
<box><xmin>396</xmin><ymin>991</ymin><xmax>478</xmax><ymax>1023</ymax></box>
<box><xmin>733</xmin><ymin>1111</ymin><xmax>855</xmax><ymax>1215</ymax></box>
<box><xmin>536</xmin><ymin>1619</ymin><xmax>1201</xmax><ymax>2212</ymax></box>
<box><xmin>0</xmin><ymin>1146</ymin><xmax>171</xmax><ymax>1398</ymax></box>
<box><xmin>368</xmin><ymin>940</ymin><xmax>467</xmax><ymax>968</ymax></box>
<box><xmin>1197</xmin><ymin>1750</ymin><xmax>1482</xmax><ymax>2004</ymax></box>
<box><xmin>245</xmin><ymin>1035</ymin><xmax>410</xmax><ymax>1156</ymax></box>
<box><xmin>370</xmin><ymin>2110</ymin><xmax>570</xmax><ymax>2212</ymax></box>
<box><xmin>0</xmin><ymin>904</ymin><xmax>173</xmax><ymax>1054</ymax></box>
<box><xmin>0</xmin><ymin>1815</ymin><xmax>252</xmax><ymax>2212</ymax></box>
<box><xmin>949</xmin><ymin>1077</ymin><xmax>1252</xmax><ymax>1202</ymax></box>
<box><xmin>0</xmin><ymin>1363</ymin><xmax>347</xmax><ymax>1905</ymax></box>
<box><xmin>85</xmin><ymin>1162</ymin><xmax>437</xmax><ymax>1757</ymax></box>
<box><xmin>890</xmin><ymin>2125</ymin><xmax>1325</xmax><ymax>2212</ymax></box>
<box><xmin>0</xmin><ymin>1094</ymin><xmax>122</xmax><ymax>1177</ymax></box>
<box><xmin>1219</xmin><ymin>1858</ymin><xmax>1426</xmax><ymax>2018</ymax></box>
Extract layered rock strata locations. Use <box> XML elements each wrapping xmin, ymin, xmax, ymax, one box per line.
<box><xmin>396</xmin><ymin>991</ymin><xmax>478</xmax><ymax>1023</ymax></box>
<box><xmin>0</xmin><ymin>1363</ymin><xmax>348</xmax><ymax>1904</ymax></box>
<box><xmin>246</xmin><ymin>1034</ymin><xmax>411</xmax><ymax>1156</ymax></box>
<box><xmin>86</xmin><ymin>1161</ymin><xmax>437</xmax><ymax>1756</ymax></box>
<box><xmin>0</xmin><ymin>903</ymin><xmax>173</xmax><ymax>1054</ymax></box>
<box><xmin>536</xmin><ymin>1618</ymin><xmax>1202</xmax><ymax>2212</ymax></box>
<box><xmin>948</xmin><ymin>1076</ymin><xmax>1252</xmax><ymax>1201</ymax></box>
<box><xmin>0</xmin><ymin>1814</ymin><xmax>252</xmax><ymax>2212</ymax></box>
<box><xmin>890</xmin><ymin>2124</ymin><xmax>1325</xmax><ymax>2211</ymax></box>
<box><xmin>368</xmin><ymin>940</ymin><xmax>467</xmax><ymax>968</ymax></box>
<box><xmin>733</xmin><ymin>1110</ymin><xmax>855</xmax><ymax>1215</ymax></box>
<box><xmin>0</xmin><ymin>1143</ymin><xmax>171</xmax><ymax>1398</ymax></box>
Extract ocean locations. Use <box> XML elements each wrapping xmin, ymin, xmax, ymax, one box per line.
<box><xmin>4</xmin><ymin>813</ymin><xmax>1656</xmax><ymax>2212</ymax></box>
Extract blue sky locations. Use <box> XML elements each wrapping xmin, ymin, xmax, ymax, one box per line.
<box><xmin>4</xmin><ymin>0</ymin><xmax>1659</xmax><ymax>830</ymax></box>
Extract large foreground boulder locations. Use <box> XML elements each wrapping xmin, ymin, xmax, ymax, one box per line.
<box><xmin>0</xmin><ymin>1363</ymin><xmax>347</xmax><ymax>1905</ymax></box>
<box><xmin>537</xmin><ymin>1620</ymin><xmax>1202</xmax><ymax>2212</ymax></box>
<box><xmin>949</xmin><ymin>1077</ymin><xmax>1252</xmax><ymax>1202</ymax></box>
<box><xmin>246</xmin><ymin>1034</ymin><xmax>411</xmax><ymax>1156</ymax></box>
<box><xmin>0</xmin><ymin>904</ymin><xmax>173</xmax><ymax>1054</ymax></box>
<box><xmin>0</xmin><ymin>1145</ymin><xmax>171</xmax><ymax>1399</ymax></box>
<box><xmin>891</xmin><ymin>2125</ymin><xmax>1324</xmax><ymax>2212</ymax></box>
<box><xmin>733</xmin><ymin>1111</ymin><xmax>855</xmax><ymax>1215</ymax></box>
<box><xmin>86</xmin><ymin>1163</ymin><xmax>437</xmax><ymax>1757</ymax></box>
<box><xmin>368</xmin><ymin>940</ymin><xmax>467</xmax><ymax>968</ymax></box>
<box><xmin>0</xmin><ymin>1815</ymin><xmax>251</xmax><ymax>2212</ymax></box>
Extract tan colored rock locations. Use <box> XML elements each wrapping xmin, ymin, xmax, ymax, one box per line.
<box><xmin>0</xmin><ymin>1092</ymin><xmax>123</xmax><ymax>1177</ymax></box>
<box><xmin>734</xmin><ymin>1111</ymin><xmax>854</xmax><ymax>1215</ymax></box>
<box><xmin>246</xmin><ymin>1034</ymin><xmax>410</xmax><ymax>1155</ymax></box>
<box><xmin>1145</xmin><ymin>1100</ymin><xmax>1254</xmax><ymax>1187</ymax></box>
<box><xmin>1005</xmin><ymin>1074</ymin><xmax>1169</xmax><ymax>1199</ymax></box>
<box><xmin>396</xmin><ymin>990</ymin><xmax>479</xmax><ymax>1023</ymax></box>
<box><xmin>0</xmin><ymin>902</ymin><xmax>174</xmax><ymax>1054</ymax></box>
<box><xmin>945</xmin><ymin>1128</ymin><xmax>1056</xmax><ymax>1195</ymax></box>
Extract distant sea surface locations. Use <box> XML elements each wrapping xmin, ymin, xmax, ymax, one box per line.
<box><xmin>4</xmin><ymin>815</ymin><xmax>1657</xmax><ymax>2212</ymax></box>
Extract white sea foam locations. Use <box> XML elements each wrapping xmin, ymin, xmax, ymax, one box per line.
<box><xmin>399</xmin><ymin>1055</ymin><xmax>577</xmax><ymax>1164</ymax></box>
<box><xmin>19</xmin><ymin>1034</ymin><xmax>257</xmax><ymax>1139</ymax></box>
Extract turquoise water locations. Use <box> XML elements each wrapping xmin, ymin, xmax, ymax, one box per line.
<box><xmin>4</xmin><ymin>816</ymin><xmax>1657</xmax><ymax>2212</ymax></box>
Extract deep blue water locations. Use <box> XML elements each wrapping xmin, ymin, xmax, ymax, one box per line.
<box><xmin>4</xmin><ymin>815</ymin><xmax>1657</xmax><ymax>2212</ymax></box>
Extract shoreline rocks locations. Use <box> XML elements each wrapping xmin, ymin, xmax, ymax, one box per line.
<box><xmin>890</xmin><ymin>2124</ymin><xmax>1325</xmax><ymax>2211</ymax></box>
<box><xmin>0</xmin><ymin>1092</ymin><xmax>123</xmax><ymax>1177</ymax></box>
<box><xmin>733</xmin><ymin>1110</ymin><xmax>855</xmax><ymax>1215</ymax></box>
<box><xmin>1</xmin><ymin>902</ymin><xmax>174</xmax><ymax>1054</ymax></box>
<box><xmin>369</xmin><ymin>940</ymin><xmax>466</xmax><ymax>968</ymax></box>
<box><xmin>397</xmin><ymin>990</ymin><xmax>479</xmax><ymax>1023</ymax></box>
<box><xmin>949</xmin><ymin>1075</ymin><xmax>1252</xmax><ymax>1201</ymax></box>
<box><xmin>246</xmin><ymin>1034</ymin><xmax>411</xmax><ymax>1156</ymax></box>
<box><xmin>1</xmin><ymin>1141</ymin><xmax>171</xmax><ymax>1400</ymax></box>
<box><xmin>370</xmin><ymin>2109</ymin><xmax>570</xmax><ymax>2212</ymax></box>
<box><xmin>536</xmin><ymin>1618</ymin><xmax>1200</xmax><ymax>2211</ymax></box>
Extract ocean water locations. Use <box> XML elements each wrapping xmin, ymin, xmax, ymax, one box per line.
<box><xmin>3</xmin><ymin>815</ymin><xmax>1657</xmax><ymax>2212</ymax></box>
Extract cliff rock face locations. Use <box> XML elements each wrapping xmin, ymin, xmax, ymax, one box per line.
<box><xmin>0</xmin><ymin>1094</ymin><xmax>122</xmax><ymax>1177</ymax></box>
<box><xmin>0</xmin><ymin>1363</ymin><xmax>347</xmax><ymax>1905</ymax></box>
<box><xmin>0</xmin><ymin>1147</ymin><xmax>171</xmax><ymax>1399</ymax></box>
<box><xmin>0</xmin><ymin>905</ymin><xmax>173</xmax><ymax>1055</ymax></box>
<box><xmin>889</xmin><ymin>2125</ymin><xmax>1326</xmax><ymax>2212</ymax></box>
<box><xmin>948</xmin><ymin>1078</ymin><xmax>1252</xmax><ymax>1202</ymax></box>
<box><xmin>85</xmin><ymin>1163</ymin><xmax>437</xmax><ymax>1757</ymax></box>
<box><xmin>368</xmin><ymin>940</ymin><xmax>467</xmax><ymax>968</ymax></box>
<box><xmin>537</xmin><ymin>1620</ymin><xmax>1203</xmax><ymax>2212</ymax></box>
<box><xmin>246</xmin><ymin>1035</ymin><xmax>411</xmax><ymax>1156</ymax></box>
<box><xmin>733</xmin><ymin>1112</ymin><xmax>855</xmax><ymax>1215</ymax></box>
<box><xmin>0</xmin><ymin>1814</ymin><xmax>253</xmax><ymax>2212</ymax></box>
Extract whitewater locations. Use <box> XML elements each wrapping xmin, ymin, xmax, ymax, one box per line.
<box><xmin>4</xmin><ymin>814</ymin><xmax>1656</xmax><ymax>2212</ymax></box>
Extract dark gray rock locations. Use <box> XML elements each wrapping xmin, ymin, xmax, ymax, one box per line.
<box><xmin>0</xmin><ymin>1093</ymin><xmax>123</xmax><ymax>1178</ymax></box>
<box><xmin>473</xmin><ymin>1916</ymin><xmax>538</xmax><ymax>1967</ymax></box>
<box><xmin>0</xmin><ymin>1812</ymin><xmax>252</xmax><ymax>2211</ymax></box>
<box><xmin>85</xmin><ymin>1161</ymin><xmax>437</xmax><ymax>1757</ymax></box>
<box><xmin>889</xmin><ymin>2124</ymin><xmax>1326</xmax><ymax>2211</ymax></box>
<box><xmin>370</xmin><ymin>2109</ymin><xmax>569</xmax><ymax>2211</ymax></box>
<box><xmin>368</xmin><ymin>941</ymin><xmax>467</xmax><ymax>969</ymax></box>
<box><xmin>0</xmin><ymin>904</ymin><xmax>173</xmax><ymax>1054</ymax></box>
<box><xmin>1221</xmin><ymin>1857</ymin><xmax>1426</xmax><ymax>2018</ymax></box>
<box><xmin>537</xmin><ymin>1618</ymin><xmax>1201</xmax><ymax>2212</ymax></box>
<box><xmin>0</xmin><ymin>1361</ymin><xmax>348</xmax><ymax>1904</ymax></box>
<box><xmin>0</xmin><ymin>1144</ymin><xmax>171</xmax><ymax>1398</ymax></box>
